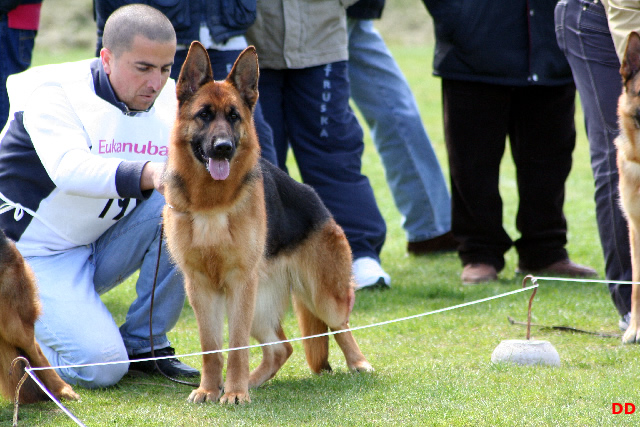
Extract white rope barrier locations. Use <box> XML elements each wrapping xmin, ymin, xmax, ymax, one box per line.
<box><xmin>15</xmin><ymin>283</ymin><xmax>540</xmax><ymax>425</ymax></box>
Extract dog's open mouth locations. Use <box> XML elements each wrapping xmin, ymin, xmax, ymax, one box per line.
<box><xmin>206</xmin><ymin>157</ymin><xmax>230</xmax><ymax>180</ymax></box>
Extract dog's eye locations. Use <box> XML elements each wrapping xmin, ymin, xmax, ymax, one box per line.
<box><xmin>198</xmin><ymin>110</ymin><xmax>212</xmax><ymax>121</ymax></box>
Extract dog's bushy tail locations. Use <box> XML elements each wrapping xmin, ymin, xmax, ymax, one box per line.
<box><xmin>292</xmin><ymin>295</ymin><xmax>332</xmax><ymax>373</ymax></box>
<box><xmin>0</xmin><ymin>341</ymin><xmax>49</xmax><ymax>404</ymax></box>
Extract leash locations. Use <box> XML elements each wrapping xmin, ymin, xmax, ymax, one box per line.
<box><xmin>506</xmin><ymin>316</ymin><xmax>621</xmax><ymax>338</ymax></box>
<box><xmin>148</xmin><ymin>220</ymin><xmax>199</xmax><ymax>388</ymax></box>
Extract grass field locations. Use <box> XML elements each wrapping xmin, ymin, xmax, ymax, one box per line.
<box><xmin>2</xmin><ymin>1</ymin><xmax>639</xmax><ymax>426</ymax></box>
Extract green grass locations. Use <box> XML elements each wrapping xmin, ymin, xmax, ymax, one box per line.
<box><xmin>3</xmin><ymin>12</ymin><xmax>637</xmax><ymax>427</ymax></box>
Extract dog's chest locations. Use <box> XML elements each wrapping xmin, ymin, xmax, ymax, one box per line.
<box><xmin>191</xmin><ymin>211</ymin><xmax>231</xmax><ymax>247</ymax></box>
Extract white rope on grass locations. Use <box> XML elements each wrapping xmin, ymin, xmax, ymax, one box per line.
<box><xmin>18</xmin><ymin>283</ymin><xmax>540</xmax><ymax>425</ymax></box>
<box><xmin>30</xmin><ymin>284</ymin><xmax>540</xmax><ymax>373</ymax></box>
<box><xmin>21</xmin><ymin>370</ymin><xmax>87</xmax><ymax>427</ymax></box>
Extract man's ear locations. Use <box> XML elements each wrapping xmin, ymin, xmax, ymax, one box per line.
<box><xmin>100</xmin><ymin>48</ymin><xmax>113</xmax><ymax>75</ymax></box>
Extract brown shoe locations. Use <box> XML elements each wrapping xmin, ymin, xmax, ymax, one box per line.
<box><xmin>461</xmin><ymin>263</ymin><xmax>498</xmax><ymax>284</ymax></box>
<box><xmin>407</xmin><ymin>231</ymin><xmax>458</xmax><ymax>255</ymax></box>
<box><xmin>516</xmin><ymin>259</ymin><xmax>597</xmax><ymax>278</ymax></box>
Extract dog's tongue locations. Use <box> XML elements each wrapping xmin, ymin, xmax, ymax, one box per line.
<box><xmin>209</xmin><ymin>158</ymin><xmax>230</xmax><ymax>180</ymax></box>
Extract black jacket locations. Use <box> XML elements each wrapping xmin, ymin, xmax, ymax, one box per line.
<box><xmin>422</xmin><ymin>0</ymin><xmax>572</xmax><ymax>86</ymax></box>
<box><xmin>94</xmin><ymin>0</ymin><xmax>256</xmax><ymax>47</ymax></box>
<box><xmin>347</xmin><ymin>0</ymin><xmax>385</xmax><ymax>20</ymax></box>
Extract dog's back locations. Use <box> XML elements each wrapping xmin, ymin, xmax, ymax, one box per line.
<box><xmin>261</xmin><ymin>158</ymin><xmax>332</xmax><ymax>258</ymax></box>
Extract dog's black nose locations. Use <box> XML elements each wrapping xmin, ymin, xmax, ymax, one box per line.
<box><xmin>213</xmin><ymin>140</ymin><xmax>233</xmax><ymax>156</ymax></box>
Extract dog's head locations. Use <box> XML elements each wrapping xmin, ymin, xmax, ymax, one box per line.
<box><xmin>174</xmin><ymin>42</ymin><xmax>259</xmax><ymax>181</ymax></box>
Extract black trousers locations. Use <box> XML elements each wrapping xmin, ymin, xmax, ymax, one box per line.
<box><xmin>442</xmin><ymin>79</ymin><xmax>576</xmax><ymax>271</ymax></box>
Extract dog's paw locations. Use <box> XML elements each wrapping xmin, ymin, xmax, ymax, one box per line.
<box><xmin>187</xmin><ymin>387</ymin><xmax>223</xmax><ymax>404</ymax></box>
<box><xmin>219</xmin><ymin>391</ymin><xmax>251</xmax><ymax>405</ymax></box>
<box><xmin>56</xmin><ymin>385</ymin><xmax>80</xmax><ymax>401</ymax></box>
<box><xmin>622</xmin><ymin>324</ymin><xmax>640</xmax><ymax>344</ymax></box>
<box><xmin>350</xmin><ymin>361</ymin><xmax>374</xmax><ymax>373</ymax></box>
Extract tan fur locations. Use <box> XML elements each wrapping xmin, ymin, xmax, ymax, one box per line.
<box><xmin>0</xmin><ymin>233</ymin><xmax>79</xmax><ymax>404</ymax></box>
<box><xmin>617</xmin><ymin>32</ymin><xmax>640</xmax><ymax>344</ymax></box>
<box><xmin>163</xmin><ymin>43</ymin><xmax>372</xmax><ymax>404</ymax></box>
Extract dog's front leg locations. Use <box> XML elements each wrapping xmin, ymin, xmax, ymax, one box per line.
<box><xmin>623</xmin><ymin>224</ymin><xmax>640</xmax><ymax>344</ymax></box>
<box><xmin>187</xmin><ymin>283</ymin><xmax>225</xmax><ymax>403</ymax></box>
<box><xmin>220</xmin><ymin>271</ymin><xmax>257</xmax><ymax>404</ymax></box>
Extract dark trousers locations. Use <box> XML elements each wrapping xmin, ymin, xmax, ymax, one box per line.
<box><xmin>0</xmin><ymin>15</ymin><xmax>36</xmax><ymax>130</ymax></box>
<box><xmin>258</xmin><ymin>62</ymin><xmax>386</xmax><ymax>260</ymax></box>
<box><xmin>442</xmin><ymin>79</ymin><xmax>576</xmax><ymax>272</ymax></box>
<box><xmin>555</xmin><ymin>0</ymin><xmax>632</xmax><ymax>316</ymax></box>
<box><xmin>172</xmin><ymin>48</ymin><xmax>278</xmax><ymax>165</ymax></box>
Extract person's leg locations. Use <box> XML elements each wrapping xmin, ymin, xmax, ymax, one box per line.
<box><xmin>347</xmin><ymin>19</ymin><xmax>453</xmax><ymax>249</ymax></box>
<box><xmin>279</xmin><ymin>63</ymin><xmax>389</xmax><ymax>287</ymax></box>
<box><xmin>30</xmin><ymin>247</ymin><xmax>130</xmax><ymax>388</ymax></box>
<box><xmin>91</xmin><ymin>191</ymin><xmax>184</xmax><ymax>354</ymax></box>
<box><xmin>509</xmin><ymin>84</ymin><xmax>575</xmax><ymax>269</ymax></box>
<box><xmin>0</xmin><ymin>17</ymin><xmax>36</xmax><ymax>129</ymax></box>
<box><xmin>283</xmin><ymin>63</ymin><xmax>387</xmax><ymax>259</ymax></box>
<box><xmin>91</xmin><ymin>191</ymin><xmax>198</xmax><ymax>376</ymax></box>
<box><xmin>556</xmin><ymin>0</ymin><xmax>631</xmax><ymax>316</ymax></box>
<box><xmin>442</xmin><ymin>79</ymin><xmax>512</xmax><ymax>276</ymax></box>
<box><xmin>257</xmin><ymin>68</ymin><xmax>289</xmax><ymax>169</ymax></box>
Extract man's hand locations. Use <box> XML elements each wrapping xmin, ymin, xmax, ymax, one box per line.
<box><xmin>141</xmin><ymin>162</ymin><xmax>165</xmax><ymax>194</ymax></box>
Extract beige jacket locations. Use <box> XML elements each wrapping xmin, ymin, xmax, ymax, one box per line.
<box><xmin>607</xmin><ymin>0</ymin><xmax>640</xmax><ymax>62</ymax></box>
<box><xmin>247</xmin><ymin>0</ymin><xmax>358</xmax><ymax>69</ymax></box>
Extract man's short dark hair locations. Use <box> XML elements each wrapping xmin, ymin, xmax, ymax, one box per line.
<box><xmin>102</xmin><ymin>4</ymin><xmax>176</xmax><ymax>57</ymax></box>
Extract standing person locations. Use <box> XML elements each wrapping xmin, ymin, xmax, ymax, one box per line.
<box><xmin>555</xmin><ymin>0</ymin><xmax>632</xmax><ymax>329</ymax></box>
<box><xmin>246</xmin><ymin>0</ymin><xmax>391</xmax><ymax>290</ymax></box>
<box><xmin>94</xmin><ymin>0</ymin><xmax>278</xmax><ymax>164</ymax></box>
<box><xmin>0</xmin><ymin>0</ymin><xmax>42</xmax><ymax>130</ymax></box>
<box><xmin>347</xmin><ymin>0</ymin><xmax>457</xmax><ymax>255</ymax></box>
<box><xmin>0</xmin><ymin>4</ymin><xmax>198</xmax><ymax>388</ymax></box>
<box><xmin>421</xmin><ymin>0</ymin><xmax>597</xmax><ymax>284</ymax></box>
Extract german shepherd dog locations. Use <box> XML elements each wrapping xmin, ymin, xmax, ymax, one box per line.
<box><xmin>163</xmin><ymin>42</ymin><xmax>373</xmax><ymax>404</ymax></box>
<box><xmin>0</xmin><ymin>229</ymin><xmax>79</xmax><ymax>403</ymax></box>
<box><xmin>617</xmin><ymin>32</ymin><xmax>640</xmax><ymax>344</ymax></box>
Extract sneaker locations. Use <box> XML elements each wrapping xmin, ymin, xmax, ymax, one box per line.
<box><xmin>407</xmin><ymin>231</ymin><xmax>459</xmax><ymax>255</ymax></box>
<box><xmin>352</xmin><ymin>257</ymin><xmax>391</xmax><ymax>290</ymax></box>
<box><xmin>516</xmin><ymin>259</ymin><xmax>597</xmax><ymax>278</ymax></box>
<box><xmin>129</xmin><ymin>346</ymin><xmax>199</xmax><ymax>378</ymax></box>
<box><xmin>620</xmin><ymin>312</ymin><xmax>631</xmax><ymax>332</ymax></box>
<box><xmin>461</xmin><ymin>263</ymin><xmax>498</xmax><ymax>284</ymax></box>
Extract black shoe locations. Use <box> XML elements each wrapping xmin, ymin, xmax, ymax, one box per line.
<box><xmin>129</xmin><ymin>346</ymin><xmax>200</xmax><ymax>378</ymax></box>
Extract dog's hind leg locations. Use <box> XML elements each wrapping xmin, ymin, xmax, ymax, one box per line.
<box><xmin>292</xmin><ymin>295</ymin><xmax>332</xmax><ymax>374</ymax></box>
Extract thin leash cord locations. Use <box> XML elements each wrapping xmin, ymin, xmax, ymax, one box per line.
<box><xmin>149</xmin><ymin>220</ymin><xmax>200</xmax><ymax>387</ymax></box>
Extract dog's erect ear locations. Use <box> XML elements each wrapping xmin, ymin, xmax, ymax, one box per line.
<box><xmin>227</xmin><ymin>46</ymin><xmax>259</xmax><ymax>110</ymax></box>
<box><xmin>176</xmin><ymin>41</ymin><xmax>214</xmax><ymax>104</ymax></box>
<box><xmin>621</xmin><ymin>32</ymin><xmax>640</xmax><ymax>84</ymax></box>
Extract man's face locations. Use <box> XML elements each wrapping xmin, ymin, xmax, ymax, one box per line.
<box><xmin>101</xmin><ymin>35</ymin><xmax>175</xmax><ymax>111</ymax></box>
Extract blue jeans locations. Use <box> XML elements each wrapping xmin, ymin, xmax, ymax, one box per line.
<box><xmin>555</xmin><ymin>0</ymin><xmax>632</xmax><ymax>317</ymax></box>
<box><xmin>348</xmin><ymin>18</ymin><xmax>452</xmax><ymax>243</ymax></box>
<box><xmin>0</xmin><ymin>15</ymin><xmax>36</xmax><ymax>130</ymax></box>
<box><xmin>29</xmin><ymin>191</ymin><xmax>186</xmax><ymax>388</ymax></box>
